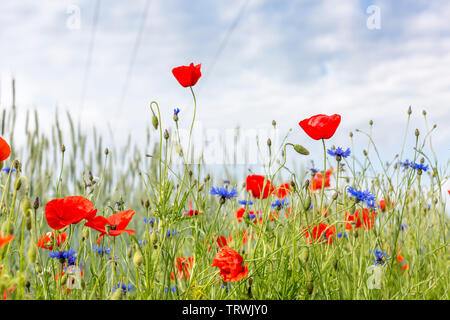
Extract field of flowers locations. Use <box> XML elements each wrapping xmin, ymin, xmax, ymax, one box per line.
<box><xmin>0</xmin><ymin>63</ymin><xmax>448</xmax><ymax>300</ymax></box>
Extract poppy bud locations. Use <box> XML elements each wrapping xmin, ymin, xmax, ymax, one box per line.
<box><xmin>22</xmin><ymin>197</ymin><xmax>32</xmax><ymax>218</ymax></box>
<box><xmin>105</xmin><ymin>148</ymin><xmax>109</xmax><ymax>155</ymax></box>
<box><xmin>349</xmin><ymin>132</ymin><xmax>353</xmax><ymax>138</ymax></box>
<box><xmin>422</xmin><ymin>110</ymin><xmax>426</xmax><ymax>116</ymax></box>
<box><xmin>27</xmin><ymin>242</ymin><xmax>37</xmax><ymax>263</ymax></box>
<box><xmin>369</xmin><ymin>120</ymin><xmax>373</xmax><ymax>126</ymax></box>
<box><xmin>144</xmin><ymin>199</ymin><xmax>150</xmax><ymax>209</ymax></box>
<box><xmin>293</xmin><ymin>144</ymin><xmax>310</xmax><ymax>155</ymax></box>
<box><xmin>433</xmin><ymin>124</ymin><xmax>437</xmax><ymax>129</ymax></box>
<box><xmin>267</xmin><ymin>138</ymin><xmax>272</xmax><ymax>147</ymax></box>
<box><xmin>164</xmin><ymin>129</ymin><xmax>169</xmax><ymax>140</ymax></box>
<box><xmin>415</xmin><ymin>129</ymin><xmax>419</xmax><ymax>137</ymax></box>
<box><xmin>133</xmin><ymin>250</ymin><xmax>144</xmax><ymax>267</ymax></box>
<box><xmin>61</xmin><ymin>145</ymin><xmax>66</xmax><ymax>153</ymax></box>
<box><xmin>198</xmin><ymin>183</ymin><xmax>205</xmax><ymax>192</ymax></box>
<box><xmin>408</xmin><ymin>106</ymin><xmax>412</xmax><ymax>115</ymax></box>
<box><xmin>299</xmin><ymin>247</ymin><xmax>309</xmax><ymax>264</ymax></box>
<box><xmin>272</xmin><ymin>120</ymin><xmax>276</xmax><ymax>128</ymax></box>
<box><xmin>363</xmin><ymin>150</ymin><xmax>368</xmax><ymax>157</ymax></box>
<box><xmin>303</xmin><ymin>196</ymin><xmax>311</xmax><ymax>212</ymax></box>
<box><xmin>14</xmin><ymin>177</ymin><xmax>22</xmax><ymax>191</ymax></box>
<box><xmin>332</xmin><ymin>192</ymin><xmax>338</xmax><ymax>200</ymax></box>
<box><xmin>204</xmin><ymin>174</ymin><xmax>211</xmax><ymax>182</ymax></box>
<box><xmin>152</xmin><ymin>115</ymin><xmax>159</xmax><ymax>130</ymax></box>
<box><xmin>26</xmin><ymin>216</ymin><xmax>32</xmax><ymax>231</ymax></box>
<box><xmin>420</xmin><ymin>157</ymin><xmax>425</xmax><ymax>164</ymax></box>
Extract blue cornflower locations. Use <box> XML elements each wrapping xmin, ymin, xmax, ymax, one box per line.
<box><xmin>337</xmin><ymin>232</ymin><xmax>348</xmax><ymax>239</ymax></box>
<box><xmin>92</xmin><ymin>245</ymin><xmax>111</xmax><ymax>255</ymax></box>
<box><xmin>210</xmin><ymin>186</ymin><xmax>238</xmax><ymax>201</ymax></box>
<box><xmin>398</xmin><ymin>160</ymin><xmax>412</xmax><ymax>170</ymax></box>
<box><xmin>400</xmin><ymin>224</ymin><xmax>407</xmax><ymax>231</ymax></box>
<box><xmin>2</xmin><ymin>167</ymin><xmax>15</xmax><ymax>174</ymax></box>
<box><xmin>166</xmin><ymin>228</ymin><xmax>178</xmax><ymax>237</ymax></box>
<box><xmin>238</xmin><ymin>200</ymin><xmax>253</xmax><ymax>206</ymax></box>
<box><xmin>222</xmin><ymin>284</ymin><xmax>230</xmax><ymax>292</ymax></box>
<box><xmin>310</xmin><ymin>167</ymin><xmax>319</xmax><ymax>175</ymax></box>
<box><xmin>371</xmin><ymin>249</ymin><xmax>389</xmax><ymax>266</ymax></box>
<box><xmin>410</xmin><ymin>162</ymin><xmax>428</xmax><ymax>172</ymax></box>
<box><xmin>49</xmin><ymin>248</ymin><xmax>77</xmax><ymax>265</ymax></box>
<box><xmin>143</xmin><ymin>217</ymin><xmax>157</xmax><ymax>226</ymax></box>
<box><xmin>164</xmin><ymin>286</ymin><xmax>177</xmax><ymax>293</ymax></box>
<box><xmin>138</xmin><ymin>240</ymin><xmax>146</xmax><ymax>246</ymax></box>
<box><xmin>327</xmin><ymin>147</ymin><xmax>351</xmax><ymax>160</ymax></box>
<box><xmin>272</xmin><ymin>199</ymin><xmax>289</xmax><ymax>209</ymax></box>
<box><xmin>174</xmin><ymin>108</ymin><xmax>180</xmax><ymax>116</ymax></box>
<box><xmin>347</xmin><ymin>187</ymin><xmax>376</xmax><ymax>208</ymax></box>
<box><xmin>113</xmin><ymin>283</ymin><xmax>132</xmax><ymax>293</ymax></box>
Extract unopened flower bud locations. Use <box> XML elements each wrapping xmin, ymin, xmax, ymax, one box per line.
<box><xmin>152</xmin><ymin>115</ymin><xmax>159</xmax><ymax>130</ymax></box>
<box><xmin>33</xmin><ymin>197</ymin><xmax>40</xmax><ymax>210</ymax></box>
<box><xmin>267</xmin><ymin>138</ymin><xmax>272</xmax><ymax>147</ymax></box>
<box><xmin>105</xmin><ymin>148</ymin><xmax>109</xmax><ymax>155</ymax></box>
<box><xmin>22</xmin><ymin>197</ymin><xmax>32</xmax><ymax>218</ymax></box>
<box><xmin>369</xmin><ymin>120</ymin><xmax>373</xmax><ymax>126</ymax></box>
<box><xmin>272</xmin><ymin>120</ymin><xmax>276</xmax><ymax>128</ymax></box>
<box><xmin>303</xmin><ymin>196</ymin><xmax>312</xmax><ymax>211</ymax></box>
<box><xmin>349</xmin><ymin>132</ymin><xmax>353</xmax><ymax>138</ymax></box>
<box><xmin>299</xmin><ymin>247</ymin><xmax>309</xmax><ymax>264</ymax></box>
<box><xmin>293</xmin><ymin>144</ymin><xmax>310</xmax><ymax>155</ymax></box>
<box><xmin>415</xmin><ymin>129</ymin><xmax>419</xmax><ymax>137</ymax></box>
<box><xmin>133</xmin><ymin>250</ymin><xmax>144</xmax><ymax>267</ymax></box>
<box><xmin>14</xmin><ymin>177</ymin><xmax>22</xmax><ymax>191</ymax></box>
<box><xmin>408</xmin><ymin>106</ymin><xmax>412</xmax><ymax>115</ymax></box>
<box><xmin>27</xmin><ymin>243</ymin><xmax>37</xmax><ymax>263</ymax></box>
<box><xmin>198</xmin><ymin>183</ymin><xmax>205</xmax><ymax>192</ymax></box>
<box><xmin>422</xmin><ymin>110</ymin><xmax>426</xmax><ymax>116</ymax></box>
<box><xmin>61</xmin><ymin>145</ymin><xmax>66</xmax><ymax>153</ymax></box>
<box><xmin>164</xmin><ymin>129</ymin><xmax>169</xmax><ymax>140</ymax></box>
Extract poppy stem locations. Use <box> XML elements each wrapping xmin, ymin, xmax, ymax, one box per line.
<box><xmin>319</xmin><ymin>139</ymin><xmax>326</xmax><ymax>215</ymax></box>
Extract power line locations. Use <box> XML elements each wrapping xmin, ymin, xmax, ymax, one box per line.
<box><xmin>79</xmin><ymin>0</ymin><xmax>102</xmax><ymax>117</ymax></box>
<box><xmin>116</xmin><ymin>0</ymin><xmax>151</xmax><ymax>117</ymax></box>
<box><xmin>200</xmin><ymin>0</ymin><xmax>251</xmax><ymax>92</ymax></box>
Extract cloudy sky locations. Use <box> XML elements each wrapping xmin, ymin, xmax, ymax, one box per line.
<box><xmin>0</xmin><ymin>0</ymin><xmax>449</xmax><ymax>180</ymax></box>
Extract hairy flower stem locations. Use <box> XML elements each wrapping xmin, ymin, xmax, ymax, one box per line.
<box><xmin>319</xmin><ymin>139</ymin><xmax>326</xmax><ymax>215</ymax></box>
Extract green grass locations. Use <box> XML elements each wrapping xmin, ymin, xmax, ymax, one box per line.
<box><xmin>0</xmin><ymin>83</ymin><xmax>448</xmax><ymax>300</ymax></box>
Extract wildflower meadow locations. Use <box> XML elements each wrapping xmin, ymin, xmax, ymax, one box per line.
<box><xmin>0</xmin><ymin>61</ymin><xmax>448</xmax><ymax>302</ymax></box>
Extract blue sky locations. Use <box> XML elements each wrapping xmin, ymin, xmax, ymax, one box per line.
<box><xmin>0</xmin><ymin>0</ymin><xmax>449</xmax><ymax>189</ymax></box>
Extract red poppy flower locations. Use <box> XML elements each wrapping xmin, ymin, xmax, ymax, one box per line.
<box><xmin>345</xmin><ymin>209</ymin><xmax>376</xmax><ymax>231</ymax></box>
<box><xmin>37</xmin><ymin>231</ymin><xmax>67</xmax><ymax>250</ymax></box>
<box><xmin>172</xmin><ymin>63</ymin><xmax>202</xmax><ymax>87</ymax></box>
<box><xmin>299</xmin><ymin>114</ymin><xmax>341</xmax><ymax>140</ymax></box>
<box><xmin>45</xmin><ymin>196</ymin><xmax>97</xmax><ymax>230</ymax></box>
<box><xmin>217</xmin><ymin>235</ymin><xmax>232</xmax><ymax>248</ymax></box>
<box><xmin>246</xmin><ymin>175</ymin><xmax>275</xmax><ymax>199</ymax></box>
<box><xmin>184</xmin><ymin>201</ymin><xmax>200</xmax><ymax>217</ymax></box>
<box><xmin>84</xmin><ymin>209</ymin><xmax>136</xmax><ymax>244</ymax></box>
<box><xmin>0</xmin><ymin>137</ymin><xmax>11</xmax><ymax>162</ymax></box>
<box><xmin>379</xmin><ymin>199</ymin><xmax>394</xmax><ymax>212</ymax></box>
<box><xmin>211</xmin><ymin>246</ymin><xmax>248</xmax><ymax>282</ymax></box>
<box><xmin>303</xmin><ymin>223</ymin><xmax>336</xmax><ymax>245</ymax></box>
<box><xmin>0</xmin><ymin>232</ymin><xmax>14</xmax><ymax>248</ymax></box>
<box><xmin>274</xmin><ymin>183</ymin><xmax>290</xmax><ymax>198</ymax></box>
<box><xmin>397</xmin><ymin>250</ymin><xmax>409</xmax><ymax>271</ymax></box>
<box><xmin>170</xmin><ymin>257</ymin><xmax>194</xmax><ymax>281</ymax></box>
<box><xmin>310</xmin><ymin>169</ymin><xmax>333</xmax><ymax>191</ymax></box>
